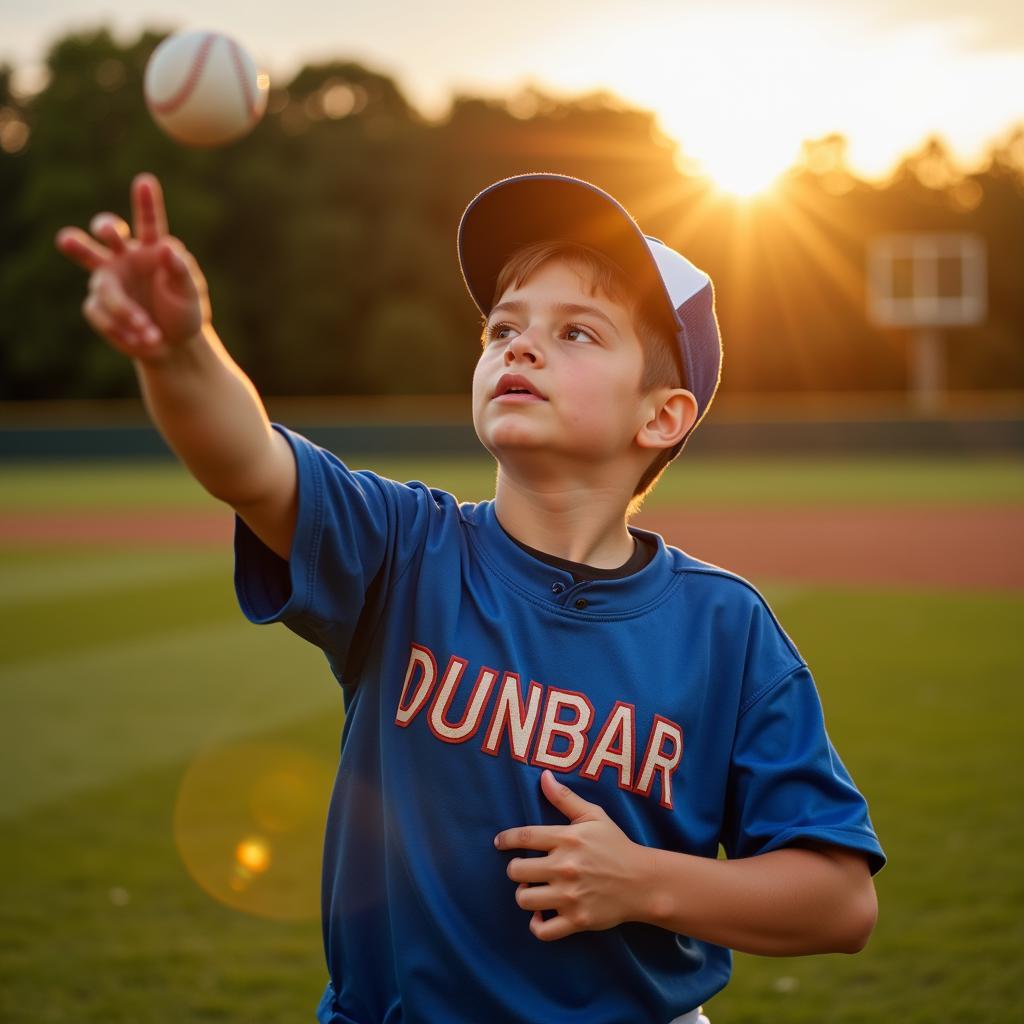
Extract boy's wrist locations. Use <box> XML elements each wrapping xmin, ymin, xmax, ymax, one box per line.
<box><xmin>131</xmin><ymin>324</ymin><xmax>237</xmax><ymax>423</ymax></box>
<box><xmin>132</xmin><ymin>324</ymin><xmax>216</xmax><ymax>377</ymax></box>
<box><xmin>629</xmin><ymin>845</ymin><xmax>685</xmax><ymax>929</ymax></box>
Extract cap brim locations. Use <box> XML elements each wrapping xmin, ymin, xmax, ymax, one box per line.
<box><xmin>457</xmin><ymin>174</ymin><xmax>677</xmax><ymax>334</ymax></box>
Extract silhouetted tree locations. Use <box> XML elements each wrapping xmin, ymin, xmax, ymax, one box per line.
<box><xmin>2</xmin><ymin>25</ymin><xmax>1022</xmax><ymax>400</ymax></box>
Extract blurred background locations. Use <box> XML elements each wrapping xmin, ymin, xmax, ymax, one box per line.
<box><xmin>1</xmin><ymin>1</ymin><xmax>1024</xmax><ymax>406</ymax></box>
<box><xmin>1</xmin><ymin>2</ymin><xmax>1022</xmax><ymax>1022</ymax></box>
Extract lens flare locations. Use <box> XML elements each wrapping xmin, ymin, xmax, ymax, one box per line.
<box><xmin>236</xmin><ymin>836</ymin><xmax>272</xmax><ymax>874</ymax></box>
<box><xmin>173</xmin><ymin>742</ymin><xmax>334</xmax><ymax>920</ymax></box>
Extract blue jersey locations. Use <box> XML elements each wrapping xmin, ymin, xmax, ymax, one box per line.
<box><xmin>233</xmin><ymin>425</ymin><xmax>885</xmax><ymax>1024</ymax></box>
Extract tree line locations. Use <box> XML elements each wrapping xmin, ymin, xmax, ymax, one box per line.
<box><xmin>1</xmin><ymin>27</ymin><xmax>1022</xmax><ymax>400</ymax></box>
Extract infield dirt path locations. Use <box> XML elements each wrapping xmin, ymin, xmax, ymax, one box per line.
<box><xmin>635</xmin><ymin>505</ymin><xmax>1024</xmax><ymax>590</ymax></box>
<box><xmin>2</xmin><ymin>505</ymin><xmax>1022</xmax><ymax>590</ymax></box>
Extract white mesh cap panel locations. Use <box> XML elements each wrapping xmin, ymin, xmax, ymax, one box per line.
<box><xmin>645</xmin><ymin>237</ymin><xmax>710</xmax><ymax>309</ymax></box>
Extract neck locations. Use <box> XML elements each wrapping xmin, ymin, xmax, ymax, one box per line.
<box><xmin>492</xmin><ymin>464</ymin><xmax>636</xmax><ymax>568</ymax></box>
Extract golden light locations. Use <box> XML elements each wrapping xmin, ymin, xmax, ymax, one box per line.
<box><xmin>173</xmin><ymin>741</ymin><xmax>334</xmax><ymax>920</ymax></box>
<box><xmin>672</xmin><ymin>129</ymin><xmax>791</xmax><ymax>200</ymax></box>
<box><xmin>517</xmin><ymin>7</ymin><xmax>995</xmax><ymax>193</ymax></box>
<box><xmin>236</xmin><ymin>836</ymin><xmax>272</xmax><ymax>874</ymax></box>
<box><xmin>539</xmin><ymin>8</ymin><xmax>830</xmax><ymax>200</ymax></box>
<box><xmin>695</xmin><ymin>148</ymin><xmax>788</xmax><ymax>200</ymax></box>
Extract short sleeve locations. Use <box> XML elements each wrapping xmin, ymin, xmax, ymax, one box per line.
<box><xmin>721</xmin><ymin>665</ymin><xmax>886</xmax><ymax>875</ymax></box>
<box><xmin>233</xmin><ymin>423</ymin><xmax>435</xmax><ymax>664</ymax></box>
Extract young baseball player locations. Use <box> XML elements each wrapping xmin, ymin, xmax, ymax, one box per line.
<box><xmin>56</xmin><ymin>171</ymin><xmax>884</xmax><ymax>1024</ymax></box>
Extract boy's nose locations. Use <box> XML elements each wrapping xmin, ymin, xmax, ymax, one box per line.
<box><xmin>504</xmin><ymin>328</ymin><xmax>543</xmax><ymax>365</ymax></box>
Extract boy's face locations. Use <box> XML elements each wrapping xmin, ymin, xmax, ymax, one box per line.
<box><xmin>472</xmin><ymin>258</ymin><xmax>653</xmax><ymax>476</ymax></box>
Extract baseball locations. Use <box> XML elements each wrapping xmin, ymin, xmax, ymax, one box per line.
<box><xmin>144</xmin><ymin>30</ymin><xmax>269</xmax><ymax>147</ymax></box>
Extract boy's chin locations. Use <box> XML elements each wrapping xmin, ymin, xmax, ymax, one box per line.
<box><xmin>478</xmin><ymin>435</ymin><xmax>604</xmax><ymax>478</ymax></box>
<box><xmin>475</xmin><ymin>423</ymin><xmax>551</xmax><ymax>454</ymax></box>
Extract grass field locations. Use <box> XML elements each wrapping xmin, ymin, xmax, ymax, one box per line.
<box><xmin>2</xmin><ymin>456</ymin><xmax>1023</xmax><ymax>1023</ymax></box>
<box><xmin>3</xmin><ymin>452</ymin><xmax>1024</xmax><ymax>510</ymax></box>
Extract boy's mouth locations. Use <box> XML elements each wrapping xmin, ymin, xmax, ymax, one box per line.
<box><xmin>493</xmin><ymin>373</ymin><xmax>546</xmax><ymax>400</ymax></box>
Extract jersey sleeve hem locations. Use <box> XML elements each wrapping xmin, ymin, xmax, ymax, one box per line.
<box><xmin>233</xmin><ymin>423</ymin><xmax>324</xmax><ymax>628</ymax></box>
<box><xmin>753</xmin><ymin>826</ymin><xmax>887</xmax><ymax>876</ymax></box>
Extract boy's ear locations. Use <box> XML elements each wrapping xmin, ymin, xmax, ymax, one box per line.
<box><xmin>635</xmin><ymin>389</ymin><xmax>699</xmax><ymax>451</ymax></box>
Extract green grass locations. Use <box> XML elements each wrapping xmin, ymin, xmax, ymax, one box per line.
<box><xmin>713</xmin><ymin>588</ymin><xmax>1024</xmax><ymax>1023</ymax></box>
<box><xmin>1</xmin><ymin>553</ymin><xmax>333</xmax><ymax>816</ymax></box>
<box><xmin>1</xmin><ymin>544</ymin><xmax>338</xmax><ymax>1021</ymax></box>
<box><xmin>1</xmin><ymin>457</ymin><xmax>1022</xmax><ymax>1022</ymax></box>
<box><xmin>2</xmin><ymin>453</ymin><xmax>1023</xmax><ymax>510</ymax></box>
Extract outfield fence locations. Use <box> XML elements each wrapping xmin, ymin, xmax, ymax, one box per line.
<box><xmin>1</xmin><ymin>391</ymin><xmax>1022</xmax><ymax>459</ymax></box>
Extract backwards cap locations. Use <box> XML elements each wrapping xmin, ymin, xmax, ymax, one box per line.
<box><xmin>457</xmin><ymin>173</ymin><xmax>723</xmax><ymax>446</ymax></box>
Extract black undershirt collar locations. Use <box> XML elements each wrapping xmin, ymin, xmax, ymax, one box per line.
<box><xmin>498</xmin><ymin>523</ymin><xmax>658</xmax><ymax>583</ymax></box>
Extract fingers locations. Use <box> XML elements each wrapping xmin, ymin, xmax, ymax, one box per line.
<box><xmin>83</xmin><ymin>269</ymin><xmax>161</xmax><ymax>350</ymax></box>
<box><xmin>81</xmin><ymin>292</ymin><xmax>131</xmax><ymax>349</ymax></box>
<box><xmin>82</xmin><ymin>292</ymin><xmax>161</xmax><ymax>354</ymax></box>
<box><xmin>132</xmin><ymin>172</ymin><xmax>168</xmax><ymax>244</ymax></box>
<box><xmin>57</xmin><ymin>173</ymin><xmax>167</xmax><ymax>270</ymax></box>
<box><xmin>55</xmin><ymin>226</ymin><xmax>112</xmax><ymax>272</ymax></box>
<box><xmin>515</xmin><ymin>882</ymin><xmax>560</xmax><ymax>913</ymax></box>
<box><xmin>506</xmin><ymin>856</ymin><xmax>554</xmax><ymax>885</ymax></box>
<box><xmin>157</xmin><ymin>239</ymin><xmax>209</xmax><ymax>319</ymax></box>
<box><xmin>514</xmin><ymin>885</ymin><xmax>580</xmax><ymax>942</ymax></box>
<box><xmin>55</xmin><ymin>212</ymin><xmax>131</xmax><ymax>270</ymax></box>
<box><xmin>159</xmin><ymin>237</ymin><xmax>198</xmax><ymax>287</ymax></box>
<box><xmin>89</xmin><ymin>213</ymin><xmax>131</xmax><ymax>255</ymax></box>
<box><xmin>160</xmin><ymin>238</ymin><xmax>186</xmax><ymax>273</ymax></box>
<box><xmin>540</xmin><ymin>769</ymin><xmax>596</xmax><ymax>822</ymax></box>
<box><xmin>529</xmin><ymin>909</ymin><xmax>576</xmax><ymax>942</ymax></box>
<box><xmin>88</xmin><ymin>268</ymin><xmax>140</xmax><ymax>321</ymax></box>
<box><xmin>494</xmin><ymin>825</ymin><xmax>565</xmax><ymax>852</ymax></box>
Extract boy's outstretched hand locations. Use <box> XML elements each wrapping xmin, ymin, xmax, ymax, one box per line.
<box><xmin>494</xmin><ymin>770</ymin><xmax>649</xmax><ymax>941</ymax></box>
<box><xmin>55</xmin><ymin>172</ymin><xmax>210</xmax><ymax>362</ymax></box>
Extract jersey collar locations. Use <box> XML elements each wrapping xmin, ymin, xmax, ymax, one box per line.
<box><xmin>465</xmin><ymin>500</ymin><xmax>681</xmax><ymax>616</ymax></box>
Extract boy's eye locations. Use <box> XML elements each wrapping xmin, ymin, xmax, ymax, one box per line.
<box><xmin>565</xmin><ymin>324</ymin><xmax>596</xmax><ymax>343</ymax></box>
<box><xmin>483</xmin><ymin>321</ymin><xmax>598</xmax><ymax>345</ymax></box>
<box><xmin>485</xmin><ymin>321</ymin><xmax>515</xmax><ymax>342</ymax></box>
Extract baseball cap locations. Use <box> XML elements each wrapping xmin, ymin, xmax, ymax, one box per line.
<box><xmin>457</xmin><ymin>172</ymin><xmax>723</xmax><ymax>444</ymax></box>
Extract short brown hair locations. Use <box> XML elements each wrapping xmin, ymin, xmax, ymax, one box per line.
<box><xmin>489</xmin><ymin>240</ymin><xmax>684</xmax><ymax>511</ymax></box>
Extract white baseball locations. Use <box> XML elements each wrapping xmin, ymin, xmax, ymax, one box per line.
<box><xmin>144</xmin><ymin>30</ymin><xmax>269</xmax><ymax>147</ymax></box>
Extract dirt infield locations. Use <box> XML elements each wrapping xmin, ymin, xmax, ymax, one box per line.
<box><xmin>636</xmin><ymin>506</ymin><xmax>1024</xmax><ymax>590</ymax></box>
<box><xmin>3</xmin><ymin>504</ymin><xmax>1023</xmax><ymax>589</ymax></box>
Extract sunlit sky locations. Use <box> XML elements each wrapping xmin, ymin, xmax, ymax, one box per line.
<box><xmin>3</xmin><ymin>0</ymin><xmax>1023</xmax><ymax>193</ymax></box>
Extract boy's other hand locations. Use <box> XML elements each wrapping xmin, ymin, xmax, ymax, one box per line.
<box><xmin>55</xmin><ymin>172</ymin><xmax>211</xmax><ymax>362</ymax></box>
<box><xmin>493</xmin><ymin>770</ymin><xmax>650</xmax><ymax>941</ymax></box>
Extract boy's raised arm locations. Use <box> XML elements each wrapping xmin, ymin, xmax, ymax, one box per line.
<box><xmin>56</xmin><ymin>173</ymin><xmax>297</xmax><ymax>560</ymax></box>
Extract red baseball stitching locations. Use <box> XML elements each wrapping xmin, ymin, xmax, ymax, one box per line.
<box><xmin>227</xmin><ymin>37</ymin><xmax>260</xmax><ymax>120</ymax></box>
<box><xmin>148</xmin><ymin>32</ymin><xmax>217</xmax><ymax>115</ymax></box>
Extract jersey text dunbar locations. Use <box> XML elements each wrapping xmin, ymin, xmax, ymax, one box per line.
<box><xmin>395</xmin><ymin>642</ymin><xmax>684</xmax><ymax>809</ymax></box>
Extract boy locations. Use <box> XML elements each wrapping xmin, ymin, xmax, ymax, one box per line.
<box><xmin>56</xmin><ymin>171</ymin><xmax>884</xmax><ymax>1024</ymax></box>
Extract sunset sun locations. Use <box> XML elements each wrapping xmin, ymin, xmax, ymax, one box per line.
<box><xmin>688</xmin><ymin>143</ymin><xmax>791</xmax><ymax>199</ymax></box>
<box><xmin>565</xmin><ymin>8</ymin><xmax>954</xmax><ymax>195</ymax></box>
